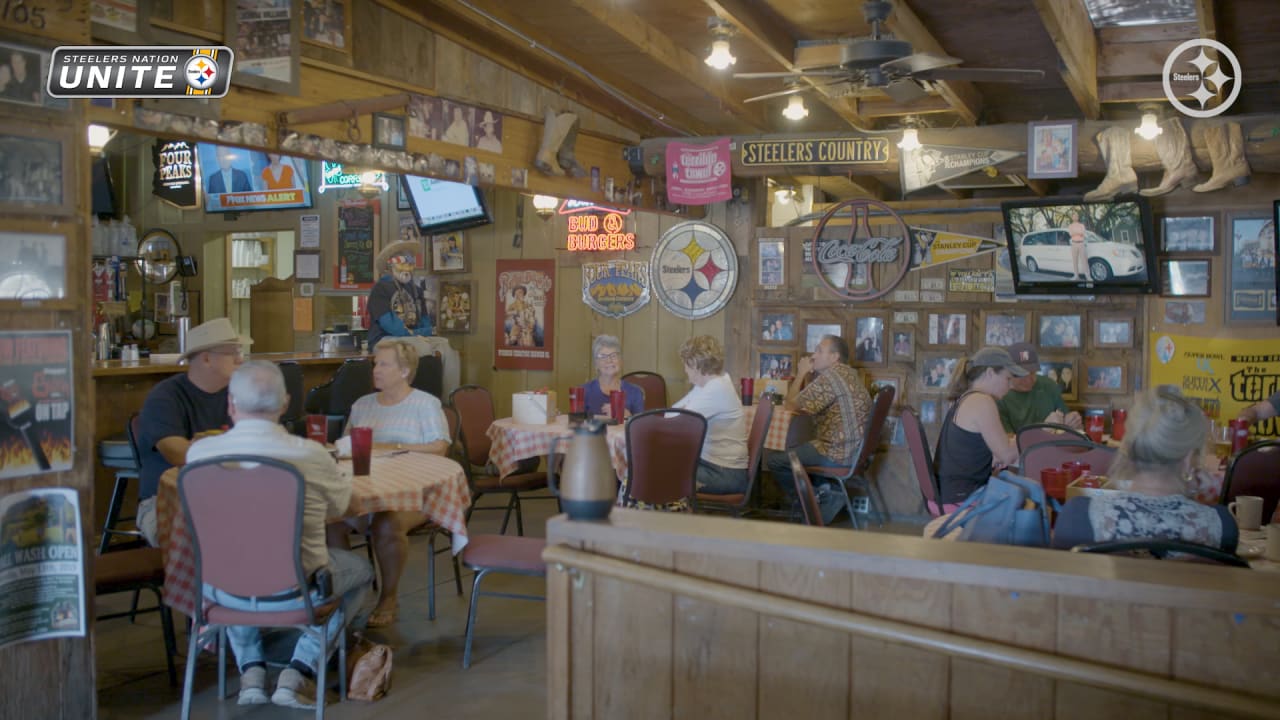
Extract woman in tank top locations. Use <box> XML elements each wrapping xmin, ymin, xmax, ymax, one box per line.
<box><xmin>936</xmin><ymin>346</ymin><xmax>1025</xmax><ymax>506</ymax></box>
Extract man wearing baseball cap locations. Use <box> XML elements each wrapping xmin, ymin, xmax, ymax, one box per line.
<box><xmin>996</xmin><ymin>342</ymin><xmax>1082</xmax><ymax>433</ymax></box>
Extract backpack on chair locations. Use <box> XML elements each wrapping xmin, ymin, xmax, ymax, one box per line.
<box><xmin>346</xmin><ymin>634</ymin><xmax>393</xmax><ymax>701</ymax></box>
<box><xmin>931</xmin><ymin>471</ymin><xmax>1053</xmax><ymax>547</ymax></box>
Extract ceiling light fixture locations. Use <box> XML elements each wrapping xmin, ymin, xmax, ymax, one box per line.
<box><xmin>897</xmin><ymin>128</ymin><xmax>921</xmax><ymax>152</ymax></box>
<box><xmin>1134</xmin><ymin>105</ymin><xmax>1163</xmax><ymax>140</ymax></box>
<box><xmin>774</xmin><ymin>186</ymin><xmax>795</xmax><ymax>204</ymax></box>
<box><xmin>782</xmin><ymin>95</ymin><xmax>808</xmax><ymax>121</ymax></box>
<box><xmin>531</xmin><ymin>194</ymin><xmax>559</xmax><ymax>219</ymax></box>
<box><xmin>704</xmin><ymin>18</ymin><xmax>736</xmax><ymax>70</ymax></box>
<box><xmin>87</xmin><ymin>124</ymin><xmax>115</xmax><ymax>153</ymax></box>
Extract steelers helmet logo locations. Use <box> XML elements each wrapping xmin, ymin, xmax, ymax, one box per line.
<box><xmin>185</xmin><ymin>56</ymin><xmax>218</xmax><ymax>91</ymax></box>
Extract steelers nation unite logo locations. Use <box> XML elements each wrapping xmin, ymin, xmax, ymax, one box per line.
<box><xmin>185</xmin><ymin>55</ymin><xmax>218</xmax><ymax>91</ymax></box>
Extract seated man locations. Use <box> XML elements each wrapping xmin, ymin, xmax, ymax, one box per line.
<box><xmin>1237</xmin><ymin>389</ymin><xmax>1280</xmax><ymax>426</ymax></box>
<box><xmin>997</xmin><ymin>342</ymin><xmax>1082</xmax><ymax>433</ymax></box>
<box><xmin>187</xmin><ymin>361</ymin><xmax>374</xmax><ymax>709</ymax></box>
<box><xmin>135</xmin><ymin>318</ymin><xmax>247</xmax><ymax>546</ymax></box>
<box><xmin>764</xmin><ymin>335</ymin><xmax>872</xmax><ymax>524</ymax></box>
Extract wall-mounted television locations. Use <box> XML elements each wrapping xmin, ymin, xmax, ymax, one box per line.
<box><xmin>400</xmin><ymin>175</ymin><xmax>491</xmax><ymax>234</ymax></box>
<box><xmin>196</xmin><ymin>143</ymin><xmax>313</xmax><ymax>213</ymax></box>
<box><xmin>1001</xmin><ymin>197</ymin><xmax>1157</xmax><ymax>295</ymax></box>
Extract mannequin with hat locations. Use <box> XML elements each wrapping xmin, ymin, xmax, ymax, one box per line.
<box><xmin>135</xmin><ymin>318</ymin><xmax>250</xmax><ymax>546</ymax></box>
<box><xmin>996</xmin><ymin>342</ymin><xmax>1082</xmax><ymax>433</ymax></box>
<box><xmin>367</xmin><ymin>241</ymin><xmax>432</xmax><ymax>351</ymax></box>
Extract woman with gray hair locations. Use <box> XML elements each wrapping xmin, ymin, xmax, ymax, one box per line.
<box><xmin>582</xmin><ymin>334</ymin><xmax>644</xmax><ymax>418</ymax></box>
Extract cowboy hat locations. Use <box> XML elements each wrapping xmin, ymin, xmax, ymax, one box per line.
<box><xmin>478</xmin><ymin>111</ymin><xmax>498</xmax><ymax>128</ymax></box>
<box><xmin>376</xmin><ymin>240</ymin><xmax>421</xmax><ymax>277</ymax></box>
<box><xmin>181</xmin><ymin>318</ymin><xmax>252</xmax><ymax>360</ymax></box>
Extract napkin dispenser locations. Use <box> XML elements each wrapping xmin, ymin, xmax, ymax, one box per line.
<box><xmin>513</xmin><ymin>391</ymin><xmax>557</xmax><ymax>425</ymax></box>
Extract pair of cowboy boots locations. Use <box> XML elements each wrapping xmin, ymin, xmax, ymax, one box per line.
<box><xmin>1084</xmin><ymin>125</ymin><xmax>1138</xmax><ymax>201</ymax></box>
<box><xmin>534</xmin><ymin>107</ymin><xmax>586</xmax><ymax>177</ymax></box>
<box><xmin>1089</xmin><ymin>119</ymin><xmax>1251</xmax><ymax>199</ymax></box>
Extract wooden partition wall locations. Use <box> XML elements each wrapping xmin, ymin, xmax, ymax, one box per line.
<box><xmin>545</xmin><ymin>511</ymin><xmax>1280</xmax><ymax>720</ymax></box>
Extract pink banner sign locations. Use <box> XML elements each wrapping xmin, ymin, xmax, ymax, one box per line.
<box><xmin>666</xmin><ymin>138</ymin><xmax>732</xmax><ymax>205</ymax></box>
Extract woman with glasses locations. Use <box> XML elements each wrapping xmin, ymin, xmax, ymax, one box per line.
<box><xmin>583</xmin><ymin>335</ymin><xmax>644</xmax><ymax>419</ymax></box>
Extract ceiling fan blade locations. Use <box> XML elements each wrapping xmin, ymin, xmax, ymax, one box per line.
<box><xmin>917</xmin><ymin>67</ymin><xmax>1046</xmax><ymax>84</ymax></box>
<box><xmin>881</xmin><ymin>52</ymin><xmax>962</xmax><ymax>75</ymax></box>
<box><xmin>882</xmin><ymin>78</ymin><xmax>929</xmax><ymax>104</ymax></box>
<box><xmin>734</xmin><ymin>71</ymin><xmax>805</xmax><ymax>80</ymax></box>
<box><xmin>744</xmin><ymin>86</ymin><xmax>810</xmax><ymax>104</ymax></box>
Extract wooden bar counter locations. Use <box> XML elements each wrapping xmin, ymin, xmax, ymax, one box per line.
<box><xmin>545</xmin><ymin>509</ymin><xmax>1280</xmax><ymax>719</ymax></box>
<box><xmin>90</xmin><ymin>351</ymin><xmax>365</xmax><ymax>530</ymax></box>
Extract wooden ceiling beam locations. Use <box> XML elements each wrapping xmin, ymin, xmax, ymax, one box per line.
<box><xmin>1033</xmin><ymin>0</ymin><xmax>1101</xmax><ymax>119</ymax></box>
<box><xmin>857</xmin><ymin>95</ymin><xmax>952</xmax><ymax>118</ymax></box>
<box><xmin>883</xmin><ymin>1</ymin><xmax>981</xmax><ymax>126</ymax></box>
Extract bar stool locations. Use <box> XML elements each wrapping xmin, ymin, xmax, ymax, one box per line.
<box><xmin>98</xmin><ymin>414</ymin><xmax>147</xmax><ymax>554</ymax></box>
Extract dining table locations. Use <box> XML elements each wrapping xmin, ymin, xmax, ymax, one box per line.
<box><xmin>157</xmin><ymin>451</ymin><xmax>471</xmax><ymax>618</ymax></box>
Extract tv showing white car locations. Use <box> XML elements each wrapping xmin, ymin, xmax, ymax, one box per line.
<box><xmin>1017</xmin><ymin>228</ymin><xmax>1147</xmax><ymax>281</ymax></box>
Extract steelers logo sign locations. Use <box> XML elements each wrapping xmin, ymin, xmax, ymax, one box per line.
<box><xmin>185</xmin><ymin>56</ymin><xmax>218</xmax><ymax>91</ymax></box>
<box><xmin>650</xmin><ymin>221</ymin><xmax>738</xmax><ymax>320</ymax></box>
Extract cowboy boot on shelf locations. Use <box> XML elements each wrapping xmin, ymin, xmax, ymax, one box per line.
<box><xmin>556</xmin><ymin>113</ymin><xmax>587</xmax><ymax>178</ymax></box>
<box><xmin>534</xmin><ymin>107</ymin><xmax>573</xmax><ymax>176</ymax></box>
<box><xmin>1193</xmin><ymin>121</ymin><xmax>1251</xmax><ymax>192</ymax></box>
<box><xmin>1140</xmin><ymin>118</ymin><xmax>1199</xmax><ymax>196</ymax></box>
<box><xmin>1084</xmin><ymin>125</ymin><xmax>1138</xmax><ymax>201</ymax></box>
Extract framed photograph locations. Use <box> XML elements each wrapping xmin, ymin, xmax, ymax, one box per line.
<box><xmin>982</xmin><ymin>311</ymin><xmax>1029</xmax><ymax>346</ymax></box>
<box><xmin>396</xmin><ymin>175</ymin><xmax>411</xmax><ymax>210</ymax></box>
<box><xmin>1161</xmin><ymin>214</ymin><xmax>1215</xmax><ymax>254</ymax></box>
<box><xmin>302</xmin><ymin>0</ymin><xmax>351</xmax><ymax>52</ymax></box>
<box><xmin>759</xmin><ymin>311</ymin><xmax>796</xmax><ymax>344</ymax></box>
<box><xmin>91</xmin><ymin>0</ymin><xmax>151</xmax><ymax>45</ymax></box>
<box><xmin>1226</xmin><ymin>213</ymin><xmax>1275</xmax><ymax>324</ymax></box>
<box><xmin>372</xmin><ymin>113</ymin><xmax>407</xmax><ymax>150</ymax></box>
<box><xmin>804</xmin><ymin>322</ymin><xmax>842</xmax><ymax>353</ymax></box>
<box><xmin>852</xmin><ymin>315</ymin><xmax>886</xmax><ymax>365</ymax></box>
<box><xmin>0</xmin><ymin>123</ymin><xmax>73</xmax><ymax>216</ymax></box>
<box><xmin>1085</xmin><ymin>364</ymin><xmax>1127</xmax><ymax>394</ymax></box>
<box><xmin>438</xmin><ymin>279</ymin><xmax>474</xmax><ymax>333</ymax></box>
<box><xmin>927</xmin><ymin>312</ymin><xmax>967</xmax><ymax>346</ymax></box>
<box><xmin>0</xmin><ymin>42</ymin><xmax>69</xmax><ymax>111</ymax></box>
<box><xmin>1038</xmin><ymin>358</ymin><xmax>1078</xmax><ymax>401</ymax></box>
<box><xmin>919</xmin><ymin>399</ymin><xmax>940</xmax><ymax>425</ymax></box>
<box><xmin>440</xmin><ymin>100</ymin><xmax>475</xmax><ymax>147</ymax></box>
<box><xmin>867</xmin><ymin>373</ymin><xmax>902</xmax><ymax>403</ymax></box>
<box><xmin>407</xmin><ymin>94</ymin><xmax>441</xmax><ymax>140</ymax></box>
<box><xmin>890</xmin><ymin>329</ymin><xmax>914</xmax><ymax>361</ymax></box>
<box><xmin>1163</xmin><ymin>299</ymin><xmax>1207</xmax><ymax>325</ymax></box>
<box><xmin>0</xmin><ymin>231</ymin><xmax>67</xmax><ymax>303</ymax></box>
<box><xmin>1038</xmin><ymin>314</ymin><xmax>1082</xmax><ymax>349</ymax></box>
<box><xmin>473</xmin><ymin>110</ymin><xmax>504</xmax><ymax>154</ymax></box>
<box><xmin>226</xmin><ymin>0</ymin><xmax>302</xmax><ymax>95</ymax></box>
<box><xmin>920</xmin><ymin>356</ymin><xmax>960</xmax><ymax>391</ymax></box>
<box><xmin>1027</xmin><ymin>120</ymin><xmax>1078</xmax><ymax>179</ymax></box>
<box><xmin>154</xmin><ymin>292</ymin><xmax>172</xmax><ymax>324</ymax></box>
<box><xmin>1161</xmin><ymin>259</ymin><xmax>1211</xmax><ymax>297</ymax></box>
<box><xmin>1090</xmin><ymin>314</ymin><xmax>1134</xmax><ymax>349</ymax></box>
<box><xmin>758</xmin><ymin>352</ymin><xmax>795</xmax><ymax>380</ymax></box>
<box><xmin>758</xmin><ymin>238</ymin><xmax>785</xmax><ymax>288</ymax></box>
<box><xmin>431</xmin><ymin>233</ymin><xmax>468</xmax><ymax>273</ymax></box>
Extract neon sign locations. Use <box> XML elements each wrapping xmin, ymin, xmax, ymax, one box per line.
<box><xmin>317</xmin><ymin>161</ymin><xmax>389</xmax><ymax>194</ymax></box>
<box><xmin>558</xmin><ymin>198</ymin><xmax>631</xmax><ymax>216</ymax></box>
<box><xmin>566</xmin><ymin>212</ymin><xmax>636</xmax><ymax>252</ymax></box>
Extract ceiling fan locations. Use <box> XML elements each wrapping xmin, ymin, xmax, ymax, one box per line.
<box><xmin>736</xmin><ymin>0</ymin><xmax>1045</xmax><ymax>105</ymax></box>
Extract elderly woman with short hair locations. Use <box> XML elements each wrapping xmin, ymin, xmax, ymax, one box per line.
<box><xmin>583</xmin><ymin>335</ymin><xmax>644</xmax><ymax>418</ymax></box>
<box><xmin>674</xmin><ymin>335</ymin><xmax>749</xmax><ymax>494</ymax></box>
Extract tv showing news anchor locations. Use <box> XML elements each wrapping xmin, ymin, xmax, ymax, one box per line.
<box><xmin>196</xmin><ymin>143</ymin><xmax>313</xmax><ymax>213</ymax></box>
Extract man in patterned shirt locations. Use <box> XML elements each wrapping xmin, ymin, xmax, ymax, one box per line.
<box><xmin>765</xmin><ymin>334</ymin><xmax>872</xmax><ymax>524</ymax></box>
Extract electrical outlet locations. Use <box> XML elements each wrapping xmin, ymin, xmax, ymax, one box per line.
<box><xmin>851</xmin><ymin>496</ymin><xmax>870</xmax><ymax>515</ymax></box>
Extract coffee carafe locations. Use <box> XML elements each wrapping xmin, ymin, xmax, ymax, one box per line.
<box><xmin>549</xmin><ymin>419</ymin><xmax>615</xmax><ymax>520</ymax></box>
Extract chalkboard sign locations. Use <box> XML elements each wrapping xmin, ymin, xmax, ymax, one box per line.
<box><xmin>336</xmin><ymin>201</ymin><xmax>376</xmax><ymax>289</ymax></box>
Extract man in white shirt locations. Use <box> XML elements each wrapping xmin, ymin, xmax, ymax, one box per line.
<box><xmin>673</xmin><ymin>336</ymin><xmax>749</xmax><ymax>494</ymax></box>
<box><xmin>186</xmin><ymin>361</ymin><xmax>373</xmax><ymax>710</ymax></box>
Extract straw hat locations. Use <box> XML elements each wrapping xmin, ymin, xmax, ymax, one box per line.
<box><xmin>181</xmin><ymin>318</ymin><xmax>251</xmax><ymax>360</ymax></box>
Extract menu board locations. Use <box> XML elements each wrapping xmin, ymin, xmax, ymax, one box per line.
<box><xmin>335</xmin><ymin>200</ymin><xmax>376</xmax><ymax>290</ymax></box>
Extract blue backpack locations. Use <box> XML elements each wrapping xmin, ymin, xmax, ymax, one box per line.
<box><xmin>932</xmin><ymin>471</ymin><xmax>1053</xmax><ymax>547</ymax></box>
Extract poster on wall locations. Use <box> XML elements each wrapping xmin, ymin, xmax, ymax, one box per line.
<box><xmin>1150</xmin><ymin>333</ymin><xmax>1280</xmax><ymax>439</ymax></box>
<box><xmin>0</xmin><ymin>331</ymin><xmax>73</xmax><ymax>479</ymax></box>
<box><xmin>151</xmin><ymin>139</ymin><xmax>200</xmax><ymax>209</ymax></box>
<box><xmin>582</xmin><ymin>260</ymin><xmax>650</xmax><ymax>319</ymax></box>
<box><xmin>495</xmin><ymin>259</ymin><xmax>554</xmax><ymax>371</ymax></box>
<box><xmin>0</xmin><ymin>487</ymin><xmax>85</xmax><ymax>650</ymax></box>
<box><xmin>335</xmin><ymin>199</ymin><xmax>377</xmax><ymax>290</ymax></box>
<box><xmin>665</xmin><ymin>138</ymin><xmax>732</xmax><ymax>205</ymax></box>
<box><xmin>1227</xmin><ymin>215</ymin><xmax>1276</xmax><ymax>324</ymax></box>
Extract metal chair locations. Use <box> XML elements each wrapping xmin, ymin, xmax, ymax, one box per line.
<box><xmin>1072</xmin><ymin>539</ymin><xmax>1250</xmax><ymax>568</ymax></box>
<box><xmin>277</xmin><ymin>361</ymin><xmax>305</xmax><ymax>436</ymax></box>
<box><xmin>622</xmin><ymin>371</ymin><xmax>667</xmax><ymax>411</ymax></box>
<box><xmin>697</xmin><ymin>402</ymin><xmax>772</xmax><ymax>517</ymax></box>
<box><xmin>1016</xmin><ymin>422</ymin><xmax>1090</xmax><ymax>454</ymax></box>
<box><xmin>304</xmin><ymin>358</ymin><xmax>373</xmax><ymax>442</ymax></box>
<box><xmin>787</xmin><ymin>450</ymin><xmax>824</xmax><ymax>527</ymax></box>
<box><xmin>623</xmin><ymin>407</ymin><xmax>707</xmax><ymax>511</ymax></box>
<box><xmin>406</xmin><ymin>404</ymin><xmax>464</xmax><ymax>620</ymax></box>
<box><xmin>460</xmin><ymin>534</ymin><xmax>546</xmax><ymax>669</ymax></box>
<box><xmin>94</xmin><ymin>547</ymin><xmax>179</xmax><ymax>686</ymax></box>
<box><xmin>1221</xmin><ymin>439</ymin><xmax>1280</xmax><ymax>523</ymax></box>
<box><xmin>1019</xmin><ymin>439</ymin><xmax>1116</xmax><ymax>486</ymax></box>
<box><xmin>99</xmin><ymin>413</ymin><xmax>148</xmax><ymax>554</ymax></box>
<box><xmin>803</xmin><ymin>385</ymin><xmax>895</xmax><ymax>529</ymax></box>
<box><xmin>901</xmin><ymin>407</ymin><xmax>943</xmax><ymax>517</ymax></box>
<box><xmin>178</xmin><ymin>456</ymin><xmax>351</xmax><ymax>720</ymax></box>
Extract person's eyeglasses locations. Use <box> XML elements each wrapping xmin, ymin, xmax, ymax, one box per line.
<box><xmin>208</xmin><ymin>348</ymin><xmax>244</xmax><ymax>359</ymax></box>
<box><xmin>595</xmin><ymin>352</ymin><xmax>620</xmax><ymax>361</ymax></box>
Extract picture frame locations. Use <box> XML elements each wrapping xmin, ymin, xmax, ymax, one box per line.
<box><xmin>1160</xmin><ymin>214</ymin><xmax>1216</xmax><ymax>254</ymax></box>
<box><xmin>890</xmin><ymin>328</ymin><xmax>914</xmax><ymax>361</ymax></box>
<box><xmin>759</xmin><ymin>311</ymin><xmax>796</xmax><ymax>345</ymax></box>
<box><xmin>431</xmin><ymin>233</ymin><xmax>468</xmax><ymax>273</ymax></box>
<box><xmin>758</xmin><ymin>351</ymin><xmax>795</xmax><ymax>380</ymax></box>
<box><xmin>1037</xmin><ymin>313</ymin><xmax>1083</xmax><ymax>349</ymax></box>
<box><xmin>926</xmin><ymin>312</ymin><xmax>967</xmax><ymax>347</ymax></box>
<box><xmin>1163</xmin><ymin>299</ymin><xmax>1207</xmax><ymax>325</ymax></box>
<box><xmin>1085</xmin><ymin>364</ymin><xmax>1127</xmax><ymax>394</ymax></box>
<box><xmin>1161</xmin><ymin>258</ymin><xmax>1211</xmax><ymax>297</ymax></box>
<box><xmin>294</xmin><ymin>251</ymin><xmax>321</xmax><ymax>281</ymax></box>
<box><xmin>91</xmin><ymin>0</ymin><xmax>152</xmax><ymax>45</ymax></box>
<box><xmin>437</xmin><ymin>279</ymin><xmax>474</xmax><ymax>334</ymax></box>
<box><xmin>919</xmin><ymin>355</ymin><xmax>960</xmax><ymax>392</ymax></box>
<box><xmin>758</xmin><ymin>238</ymin><xmax>785</xmax><ymax>288</ymax></box>
<box><xmin>1090</xmin><ymin>313</ymin><xmax>1134</xmax><ymax>349</ymax></box>
<box><xmin>373</xmin><ymin>112</ymin><xmax>407</xmax><ymax>150</ymax></box>
<box><xmin>396</xmin><ymin>175</ymin><xmax>411</xmax><ymax>210</ymax></box>
<box><xmin>302</xmin><ymin>0</ymin><xmax>351</xmax><ymax>53</ymax></box>
<box><xmin>804</xmin><ymin>322</ymin><xmax>842</xmax><ymax>353</ymax></box>
<box><xmin>1038</xmin><ymin>358</ymin><xmax>1078</xmax><ymax>402</ymax></box>
<box><xmin>0</xmin><ymin>229</ymin><xmax>68</xmax><ymax>305</ymax></box>
<box><xmin>919</xmin><ymin>399</ymin><xmax>940</xmax><ymax>425</ymax></box>
<box><xmin>852</xmin><ymin>315</ymin><xmax>886</xmax><ymax>366</ymax></box>
<box><xmin>1226</xmin><ymin>213</ymin><xmax>1275</xmax><ymax>324</ymax></box>
<box><xmin>867</xmin><ymin>373</ymin><xmax>902</xmax><ymax>403</ymax></box>
<box><xmin>982</xmin><ymin>311</ymin><xmax>1030</xmax><ymax>346</ymax></box>
<box><xmin>225</xmin><ymin>0</ymin><xmax>302</xmax><ymax>96</ymax></box>
<box><xmin>0</xmin><ymin>122</ymin><xmax>74</xmax><ymax>216</ymax></box>
<box><xmin>0</xmin><ymin>42</ymin><xmax>71</xmax><ymax>111</ymax></box>
<box><xmin>1027</xmin><ymin>120</ymin><xmax>1078</xmax><ymax>179</ymax></box>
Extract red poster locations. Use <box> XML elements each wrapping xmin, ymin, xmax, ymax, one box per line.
<box><xmin>665</xmin><ymin>137</ymin><xmax>732</xmax><ymax>205</ymax></box>
<box><xmin>494</xmin><ymin>259</ymin><xmax>555</xmax><ymax>371</ymax></box>
<box><xmin>0</xmin><ymin>331</ymin><xmax>74</xmax><ymax>479</ymax></box>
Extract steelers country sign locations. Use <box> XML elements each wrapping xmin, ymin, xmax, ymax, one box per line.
<box><xmin>47</xmin><ymin>46</ymin><xmax>234</xmax><ymax>98</ymax></box>
<box><xmin>650</xmin><ymin>221</ymin><xmax>738</xmax><ymax>320</ymax></box>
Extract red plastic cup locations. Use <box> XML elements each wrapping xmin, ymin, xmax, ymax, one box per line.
<box><xmin>610</xmin><ymin>390</ymin><xmax>625</xmax><ymax>423</ymax></box>
<box><xmin>1229</xmin><ymin>418</ymin><xmax>1250</xmax><ymax>453</ymax></box>
<box><xmin>1110</xmin><ymin>408</ymin><xmax>1127</xmax><ymax>441</ymax></box>
<box><xmin>1086</xmin><ymin>415</ymin><xmax>1105</xmax><ymax>443</ymax></box>
<box><xmin>1061</xmin><ymin>461</ymin><xmax>1092</xmax><ymax>481</ymax></box>
<box><xmin>740</xmin><ymin>377</ymin><xmax>754</xmax><ymax>406</ymax></box>
<box><xmin>306</xmin><ymin>414</ymin><xmax>327</xmax><ymax>444</ymax></box>
<box><xmin>1040</xmin><ymin>468</ymin><xmax>1068</xmax><ymax>501</ymax></box>
<box><xmin>569</xmin><ymin>386</ymin><xmax>585</xmax><ymax>414</ymax></box>
<box><xmin>350</xmin><ymin>426</ymin><xmax>373</xmax><ymax>476</ymax></box>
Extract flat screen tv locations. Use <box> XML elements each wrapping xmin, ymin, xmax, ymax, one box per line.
<box><xmin>1001</xmin><ymin>197</ymin><xmax>1157</xmax><ymax>295</ymax></box>
<box><xmin>196</xmin><ymin>143</ymin><xmax>313</xmax><ymax>213</ymax></box>
<box><xmin>401</xmin><ymin>175</ymin><xmax>491</xmax><ymax>234</ymax></box>
<box><xmin>91</xmin><ymin>156</ymin><xmax>117</xmax><ymax>218</ymax></box>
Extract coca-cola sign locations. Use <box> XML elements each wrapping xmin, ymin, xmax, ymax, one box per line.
<box><xmin>809</xmin><ymin>199</ymin><xmax>911</xmax><ymax>302</ymax></box>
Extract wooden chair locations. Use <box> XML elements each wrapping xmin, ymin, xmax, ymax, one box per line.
<box><xmin>623</xmin><ymin>407</ymin><xmax>707</xmax><ymax>510</ymax></box>
<box><xmin>406</xmin><ymin>404</ymin><xmax>464</xmax><ymax>620</ymax></box>
<box><xmin>697</xmin><ymin>402</ymin><xmax>772</xmax><ymax>517</ymax></box>
<box><xmin>901</xmin><ymin>407</ymin><xmax>943</xmax><ymax>517</ymax></box>
<box><xmin>1221</xmin><ymin>439</ymin><xmax>1280</xmax><ymax>523</ymax></box>
<box><xmin>622</xmin><ymin>371</ymin><xmax>667</xmax><ymax>411</ymax></box>
<box><xmin>1020</xmin><ymin>439</ymin><xmax>1116</xmax><ymax>485</ymax></box>
<box><xmin>803</xmin><ymin>385</ymin><xmax>895</xmax><ymax>529</ymax></box>
<box><xmin>94</xmin><ymin>547</ymin><xmax>179</xmax><ymax>686</ymax></box>
<box><xmin>1016</xmin><ymin>422</ymin><xmax>1090</xmax><ymax>454</ymax></box>
<box><xmin>787</xmin><ymin>450</ymin><xmax>824</xmax><ymax>527</ymax></box>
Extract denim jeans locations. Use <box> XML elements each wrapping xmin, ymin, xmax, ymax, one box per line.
<box><xmin>205</xmin><ymin>547</ymin><xmax>375</xmax><ymax>673</ymax></box>
<box><xmin>694</xmin><ymin>460</ymin><xmax>749</xmax><ymax>495</ymax></box>
<box><xmin>765</xmin><ymin>443</ymin><xmax>847</xmax><ymax>523</ymax></box>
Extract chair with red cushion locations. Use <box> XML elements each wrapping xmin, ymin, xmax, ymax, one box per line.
<box><xmin>460</xmin><ymin>534</ymin><xmax>546</xmax><ymax>668</ymax></box>
<box><xmin>901</xmin><ymin>407</ymin><xmax>943</xmax><ymax>517</ymax></box>
<box><xmin>697</xmin><ymin>402</ymin><xmax>772</xmax><ymax>517</ymax></box>
<box><xmin>804</xmin><ymin>385</ymin><xmax>895</xmax><ymax>529</ymax></box>
<box><xmin>178</xmin><ymin>456</ymin><xmax>350</xmax><ymax>720</ymax></box>
<box><xmin>407</xmin><ymin>404</ymin><xmax>464</xmax><ymax>620</ymax></box>
<box><xmin>623</xmin><ymin>408</ymin><xmax>707</xmax><ymax>511</ymax></box>
<box><xmin>1222</xmin><ymin>439</ymin><xmax>1280</xmax><ymax>523</ymax></box>
<box><xmin>622</xmin><ymin>371</ymin><xmax>668</xmax><ymax>411</ymax></box>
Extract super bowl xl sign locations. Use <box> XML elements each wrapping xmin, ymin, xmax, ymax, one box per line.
<box><xmin>810</xmin><ymin>199</ymin><xmax>911</xmax><ymax>301</ymax></box>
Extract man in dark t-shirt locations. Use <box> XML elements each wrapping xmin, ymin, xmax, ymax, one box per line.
<box><xmin>135</xmin><ymin>318</ymin><xmax>248</xmax><ymax>545</ymax></box>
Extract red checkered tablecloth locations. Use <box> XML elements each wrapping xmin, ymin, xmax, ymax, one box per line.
<box><xmin>487</xmin><ymin>415</ymin><xmax>627</xmax><ymax>480</ymax></box>
<box><xmin>158</xmin><ymin>452</ymin><xmax>471</xmax><ymax>618</ymax></box>
<box><xmin>743</xmin><ymin>403</ymin><xmax>794</xmax><ymax>451</ymax></box>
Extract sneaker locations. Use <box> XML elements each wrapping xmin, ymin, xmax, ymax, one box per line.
<box><xmin>272</xmin><ymin>667</ymin><xmax>318</xmax><ymax>709</ymax></box>
<box><xmin>237</xmin><ymin>666</ymin><xmax>269</xmax><ymax>706</ymax></box>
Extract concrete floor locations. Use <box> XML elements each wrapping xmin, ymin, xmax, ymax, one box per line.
<box><xmin>95</xmin><ymin>495</ymin><xmax>924</xmax><ymax>719</ymax></box>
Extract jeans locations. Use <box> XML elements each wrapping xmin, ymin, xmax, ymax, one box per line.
<box><xmin>765</xmin><ymin>444</ymin><xmax>847</xmax><ymax>523</ymax></box>
<box><xmin>205</xmin><ymin>548</ymin><xmax>375</xmax><ymax>673</ymax></box>
<box><xmin>694</xmin><ymin>460</ymin><xmax>749</xmax><ymax>495</ymax></box>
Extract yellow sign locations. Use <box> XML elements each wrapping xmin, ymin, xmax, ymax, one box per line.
<box><xmin>740</xmin><ymin>137</ymin><xmax>890</xmax><ymax>167</ymax></box>
<box><xmin>1149</xmin><ymin>333</ymin><xmax>1280</xmax><ymax>438</ymax></box>
<box><xmin>912</xmin><ymin>228</ymin><xmax>1000</xmax><ymax>270</ymax></box>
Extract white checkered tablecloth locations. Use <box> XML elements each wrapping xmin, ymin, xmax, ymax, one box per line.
<box><xmin>487</xmin><ymin>415</ymin><xmax>627</xmax><ymax>480</ymax></box>
<box><xmin>742</xmin><ymin>403</ymin><xmax>794</xmax><ymax>451</ymax></box>
<box><xmin>158</xmin><ymin>452</ymin><xmax>471</xmax><ymax>618</ymax></box>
